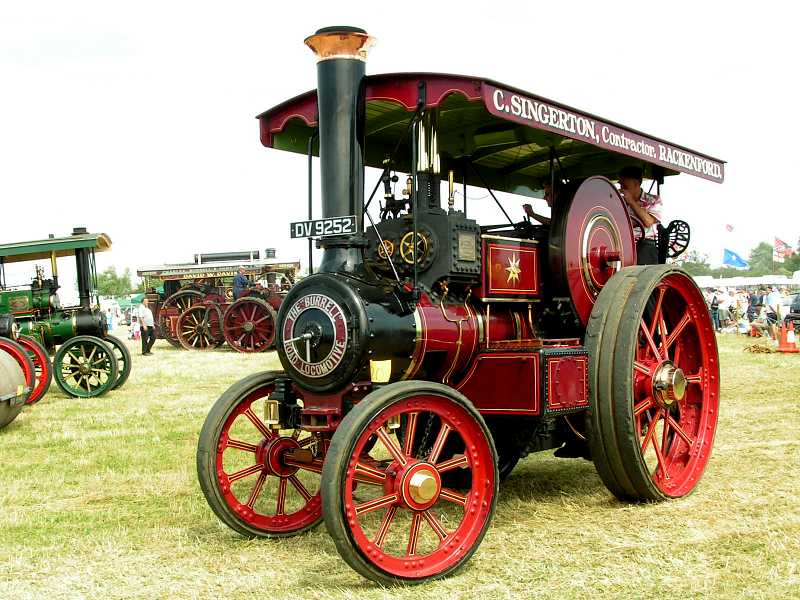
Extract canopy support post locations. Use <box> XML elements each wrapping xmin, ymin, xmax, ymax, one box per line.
<box><xmin>307</xmin><ymin>133</ymin><xmax>317</xmax><ymax>275</ymax></box>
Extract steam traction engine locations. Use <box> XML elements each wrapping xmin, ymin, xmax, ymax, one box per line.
<box><xmin>137</xmin><ymin>255</ymin><xmax>299</xmax><ymax>352</ymax></box>
<box><xmin>197</xmin><ymin>28</ymin><xmax>724</xmax><ymax>584</ymax></box>
<box><xmin>0</xmin><ymin>228</ymin><xmax>131</xmax><ymax>401</ymax></box>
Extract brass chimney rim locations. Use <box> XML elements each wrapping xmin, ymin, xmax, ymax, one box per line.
<box><xmin>305</xmin><ymin>26</ymin><xmax>376</xmax><ymax>62</ymax></box>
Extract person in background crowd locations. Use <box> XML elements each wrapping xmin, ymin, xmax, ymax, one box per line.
<box><xmin>718</xmin><ymin>291</ymin><xmax>732</xmax><ymax>328</ymax></box>
<box><xmin>232</xmin><ymin>267</ymin><xmax>250</xmax><ymax>300</ymax></box>
<box><xmin>138</xmin><ymin>298</ymin><xmax>156</xmax><ymax>355</ymax></box>
<box><xmin>709</xmin><ymin>289</ymin><xmax>721</xmax><ymax>332</ymax></box>
<box><xmin>129</xmin><ymin>314</ymin><xmax>139</xmax><ymax>340</ymax></box>
<box><xmin>618</xmin><ymin>166</ymin><xmax>662</xmax><ymax>265</ymax></box>
<box><xmin>766</xmin><ymin>286</ymin><xmax>781</xmax><ymax>339</ymax></box>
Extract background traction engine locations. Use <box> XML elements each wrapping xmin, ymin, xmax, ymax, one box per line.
<box><xmin>196</xmin><ymin>27</ymin><xmax>720</xmax><ymax>585</ymax></box>
<box><xmin>0</xmin><ymin>228</ymin><xmax>131</xmax><ymax>400</ymax></box>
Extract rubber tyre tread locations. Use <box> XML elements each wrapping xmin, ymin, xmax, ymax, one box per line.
<box><xmin>196</xmin><ymin>370</ymin><xmax>322</xmax><ymax>538</ymax></box>
<box><xmin>53</xmin><ymin>336</ymin><xmax>119</xmax><ymax>398</ymax></box>
<box><xmin>586</xmin><ymin>266</ymin><xmax>648</xmax><ymax>500</ymax></box>
<box><xmin>321</xmin><ymin>380</ymin><xmax>499</xmax><ymax>586</ymax></box>
<box><xmin>613</xmin><ymin>265</ymin><xmax>701</xmax><ymax>501</ymax></box>
<box><xmin>104</xmin><ymin>335</ymin><xmax>132</xmax><ymax>390</ymax></box>
<box><xmin>18</xmin><ymin>335</ymin><xmax>52</xmax><ymax>405</ymax></box>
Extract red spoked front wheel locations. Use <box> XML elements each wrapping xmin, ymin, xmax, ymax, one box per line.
<box><xmin>197</xmin><ymin>371</ymin><xmax>324</xmax><ymax>537</ymax></box>
<box><xmin>586</xmin><ymin>265</ymin><xmax>719</xmax><ymax>501</ymax></box>
<box><xmin>0</xmin><ymin>338</ymin><xmax>35</xmax><ymax>405</ymax></box>
<box><xmin>322</xmin><ymin>381</ymin><xmax>498</xmax><ymax>585</ymax></box>
<box><xmin>17</xmin><ymin>335</ymin><xmax>52</xmax><ymax>405</ymax></box>
<box><xmin>222</xmin><ymin>297</ymin><xmax>277</xmax><ymax>353</ymax></box>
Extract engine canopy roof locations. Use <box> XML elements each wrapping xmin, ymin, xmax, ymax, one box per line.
<box><xmin>258</xmin><ymin>72</ymin><xmax>724</xmax><ymax>198</ymax></box>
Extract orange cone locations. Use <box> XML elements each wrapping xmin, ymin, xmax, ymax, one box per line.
<box><xmin>776</xmin><ymin>322</ymin><xmax>799</xmax><ymax>353</ymax></box>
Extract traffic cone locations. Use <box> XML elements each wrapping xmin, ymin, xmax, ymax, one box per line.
<box><xmin>776</xmin><ymin>322</ymin><xmax>799</xmax><ymax>353</ymax></box>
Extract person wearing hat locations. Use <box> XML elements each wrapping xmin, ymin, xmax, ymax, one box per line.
<box><xmin>232</xmin><ymin>266</ymin><xmax>250</xmax><ymax>300</ymax></box>
<box><xmin>618</xmin><ymin>166</ymin><xmax>662</xmax><ymax>265</ymax></box>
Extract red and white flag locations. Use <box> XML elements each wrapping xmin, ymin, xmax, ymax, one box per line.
<box><xmin>725</xmin><ymin>224</ymin><xmax>734</xmax><ymax>232</ymax></box>
<box><xmin>774</xmin><ymin>237</ymin><xmax>791</xmax><ymax>263</ymax></box>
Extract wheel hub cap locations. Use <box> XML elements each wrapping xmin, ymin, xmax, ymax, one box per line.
<box><xmin>653</xmin><ymin>361</ymin><xmax>687</xmax><ymax>406</ymax></box>
<box><xmin>400</xmin><ymin>463</ymin><xmax>441</xmax><ymax>510</ymax></box>
<box><xmin>243</xmin><ymin>321</ymin><xmax>254</xmax><ymax>332</ymax></box>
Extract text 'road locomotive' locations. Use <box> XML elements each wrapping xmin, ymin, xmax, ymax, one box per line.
<box><xmin>197</xmin><ymin>27</ymin><xmax>724</xmax><ymax>584</ymax></box>
<box><xmin>0</xmin><ymin>228</ymin><xmax>131</xmax><ymax>402</ymax></box>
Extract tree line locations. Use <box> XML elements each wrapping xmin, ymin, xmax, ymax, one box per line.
<box><xmin>678</xmin><ymin>241</ymin><xmax>800</xmax><ymax>278</ymax></box>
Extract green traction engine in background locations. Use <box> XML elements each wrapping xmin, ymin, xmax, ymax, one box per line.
<box><xmin>0</xmin><ymin>227</ymin><xmax>131</xmax><ymax>400</ymax></box>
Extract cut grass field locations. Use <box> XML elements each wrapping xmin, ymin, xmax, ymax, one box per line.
<box><xmin>1</xmin><ymin>332</ymin><xmax>798</xmax><ymax>599</ymax></box>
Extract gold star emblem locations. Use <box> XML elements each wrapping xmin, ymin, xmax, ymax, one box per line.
<box><xmin>505</xmin><ymin>253</ymin><xmax>521</xmax><ymax>286</ymax></box>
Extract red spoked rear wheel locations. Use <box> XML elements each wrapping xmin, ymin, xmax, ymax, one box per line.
<box><xmin>222</xmin><ymin>297</ymin><xmax>277</xmax><ymax>353</ymax></box>
<box><xmin>322</xmin><ymin>381</ymin><xmax>498</xmax><ymax>585</ymax></box>
<box><xmin>17</xmin><ymin>336</ymin><xmax>52</xmax><ymax>404</ymax></box>
<box><xmin>197</xmin><ymin>371</ymin><xmax>324</xmax><ymax>537</ymax></box>
<box><xmin>587</xmin><ymin>265</ymin><xmax>719</xmax><ymax>501</ymax></box>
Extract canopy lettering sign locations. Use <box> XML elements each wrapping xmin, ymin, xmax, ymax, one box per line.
<box><xmin>482</xmin><ymin>84</ymin><xmax>724</xmax><ymax>183</ymax></box>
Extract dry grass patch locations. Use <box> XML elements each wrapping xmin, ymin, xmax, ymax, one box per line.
<box><xmin>1</xmin><ymin>333</ymin><xmax>798</xmax><ymax>599</ymax></box>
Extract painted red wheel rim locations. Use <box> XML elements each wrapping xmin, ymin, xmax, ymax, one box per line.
<box><xmin>343</xmin><ymin>395</ymin><xmax>495</xmax><ymax>578</ymax></box>
<box><xmin>215</xmin><ymin>383</ymin><xmax>323</xmax><ymax>533</ymax></box>
<box><xmin>223</xmin><ymin>299</ymin><xmax>276</xmax><ymax>352</ymax></box>
<box><xmin>633</xmin><ymin>273</ymin><xmax>719</xmax><ymax>497</ymax></box>
<box><xmin>0</xmin><ymin>339</ymin><xmax>35</xmax><ymax>399</ymax></box>
<box><xmin>18</xmin><ymin>337</ymin><xmax>51</xmax><ymax>405</ymax></box>
<box><xmin>177</xmin><ymin>304</ymin><xmax>224</xmax><ymax>350</ymax></box>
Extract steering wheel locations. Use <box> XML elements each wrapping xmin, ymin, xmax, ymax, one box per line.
<box><xmin>665</xmin><ymin>220</ymin><xmax>691</xmax><ymax>258</ymax></box>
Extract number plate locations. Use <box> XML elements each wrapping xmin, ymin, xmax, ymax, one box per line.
<box><xmin>289</xmin><ymin>216</ymin><xmax>357</xmax><ymax>239</ymax></box>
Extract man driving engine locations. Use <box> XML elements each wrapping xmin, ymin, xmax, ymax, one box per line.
<box><xmin>618</xmin><ymin>166</ymin><xmax>662</xmax><ymax>265</ymax></box>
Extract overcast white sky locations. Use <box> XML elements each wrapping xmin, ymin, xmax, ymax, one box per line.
<box><xmin>1</xmin><ymin>0</ymin><xmax>798</xmax><ymax>290</ymax></box>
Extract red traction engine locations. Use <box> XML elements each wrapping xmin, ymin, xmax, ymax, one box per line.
<box><xmin>196</xmin><ymin>27</ymin><xmax>724</xmax><ymax>584</ymax></box>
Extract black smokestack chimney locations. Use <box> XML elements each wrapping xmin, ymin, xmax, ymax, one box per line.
<box><xmin>305</xmin><ymin>26</ymin><xmax>375</xmax><ymax>273</ymax></box>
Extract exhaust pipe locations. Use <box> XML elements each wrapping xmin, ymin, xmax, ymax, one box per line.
<box><xmin>305</xmin><ymin>26</ymin><xmax>375</xmax><ymax>273</ymax></box>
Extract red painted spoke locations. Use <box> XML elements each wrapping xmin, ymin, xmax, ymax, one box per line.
<box><xmin>651</xmin><ymin>427</ymin><xmax>669</xmax><ymax>480</ymax></box>
<box><xmin>672</xmin><ymin>343</ymin><xmax>682</xmax><ymax>367</ymax></box>
<box><xmin>640</xmin><ymin>319</ymin><xmax>663</xmax><ymax>361</ymax></box>
<box><xmin>661</xmin><ymin>413</ymin><xmax>671</xmax><ymax>464</ymax></box>
<box><xmin>435</xmin><ymin>453</ymin><xmax>469</xmax><ymax>473</ymax></box>
<box><xmin>641</xmin><ymin>408</ymin><xmax>663</xmax><ymax>453</ymax></box>
<box><xmin>427</xmin><ymin>423</ymin><xmax>452</xmax><ymax>464</ymax></box>
<box><xmin>227</xmin><ymin>464</ymin><xmax>263</xmax><ymax>483</ymax></box>
<box><xmin>245</xmin><ymin>470</ymin><xmax>268</xmax><ymax>508</ymax></box>
<box><xmin>354</xmin><ymin>493</ymin><xmax>399</xmax><ymax>516</ymax></box>
<box><xmin>664</xmin><ymin>311</ymin><xmax>691</xmax><ymax>353</ymax></box>
<box><xmin>685</xmin><ymin>370</ymin><xmax>704</xmax><ymax>385</ymax></box>
<box><xmin>353</xmin><ymin>461</ymin><xmax>387</xmax><ymax>485</ymax></box>
<box><xmin>422</xmin><ymin>510</ymin><xmax>449</xmax><ymax>542</ymax></box>
<box><xmin>403</xmin><ymin>412</ymin><xmax>419</xmax><ymax>456</ymax></box>
<box><xmin>633</xmin><ymin>361</ymin><xmax>651</xmax><ymax>376</ymax></box>
<box><xmin>634</xmin><ymin>397</ymin><xmax>655</xmax><ymax>417</ymax></box>
<box><xmin>288</xmin><ymin>475</ymin><xmax>313</xmax><ymax>502</ymax></box>
<box><xmin>276</xmin><ymin>477</ymin><xmax>287</xmax><ymax>515</ymax></box>
<box><xmin>666</xmin><ymin>414</ymin><xmax>695</xmax><ymax>448</ymax></box>
<box><xmin>244</xmin><ymin>408</ymin><xmax>274</xmax><ymax>440</ymax></box>
<box><xmin>406</xmin><ymin>513</ymin><xmax>423</xmax><ymax>556</ymax></box>
<box><xmin>373</xmin><ymin>505</ymin><xmax>398</xmax><ymax>548</ymax></box>
<box><xmin>225</xmin><ymin>438</ymin><xmax>258</xmax><ymax>453</ymax></box>
<box><xmin>649</xmin><ymin>287</ymin><xmax>666</xmax><ymax>338</ymax></box>
<box><xmin>439</xmin><ymin>488</ymin><xmax>468</xmax><ymax>507</ymax></box>
<box><xmin>376</xmin><ymin>427</ymin><xmax>408</xmax><ymax>466</ymax></box>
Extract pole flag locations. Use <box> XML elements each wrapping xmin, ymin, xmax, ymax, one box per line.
<box><xmin>723</xmin><ymin>249</ymin><xmax>748</xmax><ymax>268</ymax></box>
<box><xmin>774</xmin><ymin>238</ymin><xmax>789</xmax><ymax>263</ymax></box>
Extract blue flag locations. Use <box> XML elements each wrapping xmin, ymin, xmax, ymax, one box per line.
<box><xmin>723</xmin><ymin>249</ymin><xmax>748</xmax><ymax>268</ymax></box>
